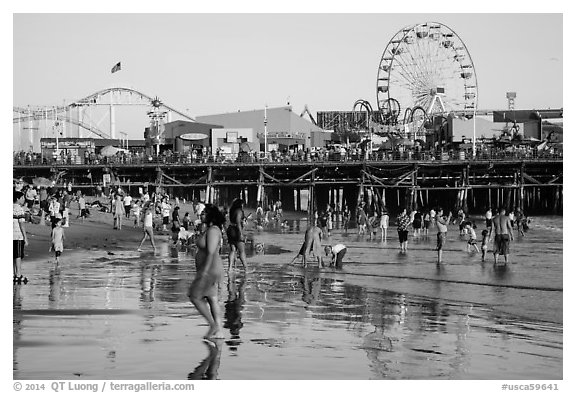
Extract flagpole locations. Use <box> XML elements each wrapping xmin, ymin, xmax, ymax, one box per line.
<box><xmin>264</xmin><ymin>104</ymin><xmax>268</xmax><ymax>157</ymax></box>
<box><xmin>54</xmin><ymin>106</ymin><xmax>59</xmax><ymax>157</ymax></box>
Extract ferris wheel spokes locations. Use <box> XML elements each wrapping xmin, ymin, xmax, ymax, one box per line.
<box><xmin>376</xmin><ymin>22</ymin><xmax>478</xmax><ymax>124</ymax></box>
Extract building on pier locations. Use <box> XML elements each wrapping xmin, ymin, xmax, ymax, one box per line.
<box><xmin>196</xmin><ymin>105</ymin><xmax>331</xmax><ymax>151</ymax></box>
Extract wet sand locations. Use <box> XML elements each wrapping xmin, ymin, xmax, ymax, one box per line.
<box><xmin>13</xmin><ymin>207</ymin><xmax>563</xmax><ymax>380</ymax></box>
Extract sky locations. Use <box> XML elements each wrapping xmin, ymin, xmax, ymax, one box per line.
<box><xmin>11</xmin><ymin>11</ymin><xmax>564</xmax><ymax>144</ymax></box>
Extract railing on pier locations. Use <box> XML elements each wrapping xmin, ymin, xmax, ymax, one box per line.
<box><xmin>13</xmin><ymin>149</ymin><xmax>564</xmax><ymax>167</ymax></box>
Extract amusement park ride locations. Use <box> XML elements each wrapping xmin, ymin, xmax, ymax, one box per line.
<box><xmin>351</xmin><ymin>22</ymin><xmax>479</xmax><ymax>154</ymax></box>
<box><xmin>13</xmin><ymin>87</ymin><xmax>196</xmax><ymax>152</ymax></box>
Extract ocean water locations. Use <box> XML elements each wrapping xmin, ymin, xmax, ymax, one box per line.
<box><xmin>13</xmin><ymin>216</ymin><xmax>562</xmax><ymax>380</ymax></box>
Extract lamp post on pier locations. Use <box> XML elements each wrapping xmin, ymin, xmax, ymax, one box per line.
<box><xmin>147</xmin><ymin>97</ymin><xmax>167</xmax><ymax>156</ymax></box>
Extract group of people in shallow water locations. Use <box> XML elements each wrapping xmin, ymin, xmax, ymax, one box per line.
<box><xmin>299</xmin><ymin>201</ymin><xmax>529</xmax><ymax>268</ymax></box>
<box><xmin>14</xmin><ymin>179</ymin><xmax>530</xmax><ymax>343</ymax></box>
<box><xmin>393</xmin><ymin>205</ymin><xmax>528</xmax><ymax>265</ymax></box>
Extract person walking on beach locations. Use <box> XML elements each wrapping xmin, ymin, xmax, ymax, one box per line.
<box><xmin>25</xmin><ymin>186</ymin><xmax>37</xmax><ymax>211</ymax></box>
<box><xmin>490</xmin><ymin>207</ymin><xmax>514</xmax><ymax>265</ymax></box>
<box><xmin>255</xmin><ymin>203</ymin><xmax>264</xmax><ymax>226</ymax></box>
<box><xmin>137</xmin><ymin>204</ymin><xmax>157</xmax><ymax>252</ymax></box>
<box><xmin>508</xmin><ymin>209</ymin><xmax>515</xmax><ymax>229</ymax></box>
<box><xmin>480</xmin><ymin>229</ymin><xmax>489</xmax><ymax>262</ymax></box>
<box><xmin>113</xmin><ymin>194</ymin><xmax>125</xmax><ymax>230</ymax></box>
<box><xmin>188</xmin><ymin>204</ymin><xmax>226</xmax><ymax>340</ymax></box>
<box><xmin>171</xmin><ymin>206</ymin><xmax>181</xmax><ymax>247</ymax></box>
<box><xmin>132</xmin><ymin>201</ymin><xmax>142</xmax><ymax>228</ymax></box>
<box><xmin>514</xmin><ymin>207</ymin><xmax>526</xmax><ymax>237</ymax></box>
<box><xmin>457</xmin><ymin>208</ymin><xmax>467</xmax><ymax>235</ymax></box>
<box><xmin>435</xmin><ymin>208</ymin><xmax>451</xmax><ymax>264</ymax></box>
<box><xmin>380</xmin><ymin>209</ymin><xmax>389</xmax><ymax>241</ymax></box>
<box><xmin>485</xmin><ymin>207</ymin><xmax>493</xmax><ymax>230</ymax></box>
<box><xmin>342</xmin><ymin>207</ymin><xmax>350</xmax><ymax>233</ymax></box>
<box><xmin>123</xmin><ymin>194</ymin><xmax>132</xmax><ymax>219</ymax></box>
<box><xmin>368</xmin><ymin>211</ymin><xmax>379</xmax><ymax>240</ymax></box>
<box><xmin>161</xmin><ymin>197</ymin><xmax>171</xmax><ymax>232</ymax></box>
<box><xmin>357</xmin><ymin>204</ymin><xmax>368</xmax><ymax>235</ymax></box>
<box><xmin>412</xmin><ymin>209</ymin><xmax>422</xmax><ymax>237</ymax></box>
<box><xmin>50</xmin><ymin>218</ymin><xmax>65</xmax><ymax>263</ymax></box>
<box><xmin>49</xmin><ymin>196</ymin><xmax>61</xmax><ymax>228</ymax></box>
<box><xmin>77</xmin><ymin>193</ymin><xmax>88</xmax><ymax>221</ymax></box>
<box><xmin>423</xmin><ymin>209</ymin><xmax>431</xmax><ymax>236</ymax></box>
<box><xmin>226</xmin><ymin>198</ymin><xmax>248</xmax><ymax>272</ymax></box>
<box><xmin>61</xmin><ymin>190</ymin><xmax>71</xmax><ymax>228</ymax></box>
<box><xmin>13</xmin><ymin>191</ymin><xmax>29</xmax><ymax>283</ymax></box>
<box><xmin>464</xmin><ymin>222</ymin><xmax>480</xmax><ymax>253</ymax></box>
<box><xmin>290</xmin><ymin>222</ymin><xmax>323</xmax><ymax>268</ymax></box>
<box><xmin>396</xmin><ymin>208</ymin><xmax>411</xmax><ymax>253</ymax></box>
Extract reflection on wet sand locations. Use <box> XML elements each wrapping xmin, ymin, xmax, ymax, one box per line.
<box><xmin>13</xmin><ymin>284</ymin><xmax>23</xmax><ymax>375</ymax></box>
<box><xmin>224</xmin><ymin>271</ymin><xmax>246</xmax><ymax>351</ymax></box>
<box><xmin>301</xmin><ymin>270</ymin><xmax>321</xmax><ymax>306</ymax></box>
<box><xmin>13</xmin><ymin>216</ymin><xmax>563</xmax><ymax>379</ymax></box>
<box><xmin>188</xmin><ymin>340</ymin><xmax>223</xmax><ymax>380</ymax></box>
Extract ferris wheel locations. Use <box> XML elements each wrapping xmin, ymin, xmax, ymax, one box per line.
<box><xmin>376</xmin><ymin>22</ymin><xmax>478</xmax><ymax>124</ymax></box>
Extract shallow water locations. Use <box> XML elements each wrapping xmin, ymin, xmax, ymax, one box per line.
<box><xmin>13</xmin><ymin>216</ymin><xmax>562</xmax><ymax>379</ymax></box>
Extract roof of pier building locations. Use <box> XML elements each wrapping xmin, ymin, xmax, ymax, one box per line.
<box><xmin>162</xmin><ymin>120</ymin><xmax>223</xmax><ymax>140</ymax></box>
<box><xmin>195</xmin><ymin>106</ymin><xmax>324</xmax><ymax>137</ymax></box>
<box><xmin>493</xmin><ymin>109</ymin><xmax>563</xmax><ymax>123</ymax></box>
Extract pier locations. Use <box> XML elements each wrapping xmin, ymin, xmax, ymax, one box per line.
<box><xmin>13</xmin><ymin>157</ymin><xmax>563</xmax><ymax>215</ymax></box>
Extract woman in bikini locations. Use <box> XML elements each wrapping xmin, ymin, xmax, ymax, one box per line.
<box><xmin>188</xmin><ymin>204</ymin><xmax>226</xmax><ymax>340</ymax></box>
<box><xmin>226</xmin><ymin>198</ymin><xmax>248</xmax><ymax>272</ymax></box>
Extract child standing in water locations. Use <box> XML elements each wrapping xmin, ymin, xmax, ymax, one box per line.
<box><xmin>51</xmin><ymin>218</ymin><xmax>65</xmax><ymax>263</ymax></box>
<box><xmin>133</xmin><ymin>201</ymin><xmax>142</xmax><ymax>228</ymax></box>
<box><xmin>480</xmin><ymin>229</ymin><xmax>490</xmax><ymax>262</ymax></box>
<box><xmin>380</xmin><ymin>209</ymin><xmax>389</xmax><ymax>241</ymax></box>
<box><xmin>138</xmin><ymin>204</ymin><xmax>157</xmax><ymax>252</ymax></box>
<box><xmin>465</xmin><ymin>223</ymin><xmax>480</xmax><ymax>253</ymax></box>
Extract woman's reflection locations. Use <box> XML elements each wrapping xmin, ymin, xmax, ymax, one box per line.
<box><xmin>188</xmin><ymin>339</ymin><xmax>223</xmax><ymax>380</ymax></box>
<box><xmin>301</xmin><ymin>270</ymin><xmax>321</xmax><ymax>306</ymax></box>
<box><xmin>140</xmin><ymin>264</ymin><xmax>159</xmax><ymax>306</ymax></box>
<box><xmin>48</xmin><ymin>265</ymin><xmax>62</xmax><ymax>304</ymax></box>
<box><xmin>13</xmin><ymin>283</ymin><xmax>23</xmax><ymax>377</ymax></box>
<box><xmin>224</xmin><ymin>271</ymin><xmax>246</xmax><ymax>351</ymax></box>
<box><xmin>363</xmin><ymin>325</ymin><xmax>393</xmax><ymax>378</ymax></box>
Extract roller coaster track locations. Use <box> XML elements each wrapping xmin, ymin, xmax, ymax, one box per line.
<box><xmin>13</xmin><ymin>86</ymin><xmax>196</xmax><ymax>138</ymax></box>
<box><xmin>13</xmin><ymin>113</ymin><xmax>112</xmax><ymax>139</ymax></box>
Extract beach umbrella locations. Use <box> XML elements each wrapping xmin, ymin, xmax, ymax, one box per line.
<box><xmin>32</xmin><ymin>177</ymin><xmax>54</xmax><ymax>188</ymax></box>
<box><xmin>100</xmin><ymin>145</ymin><xmax>121</xmax><ymax>157</ymax></box>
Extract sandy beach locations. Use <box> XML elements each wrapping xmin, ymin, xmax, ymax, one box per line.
<box><xmin>13</xmin><ymin>202</ymin><xmax>563</xmax><ymax>380</ymax></box>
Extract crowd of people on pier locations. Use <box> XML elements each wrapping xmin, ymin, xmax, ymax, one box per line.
<box><xmin>13</xmin><ymin>138</ymin><xmax>562</xmax><ymax>168</ymax></box>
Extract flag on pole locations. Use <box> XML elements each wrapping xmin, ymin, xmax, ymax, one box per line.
<box><xmin>111</xmin><ymin>62</ymin><xmax>121</xmax><ymax>73</ymax></box>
